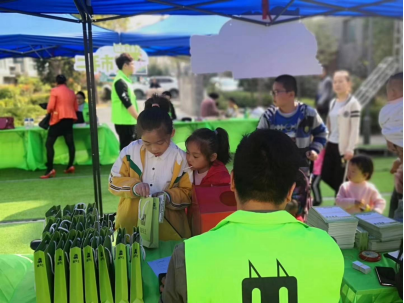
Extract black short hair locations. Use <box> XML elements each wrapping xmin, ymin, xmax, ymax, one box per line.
<box><xmin>390</xmin><ymin>72</ymin><xmax>403</xmax><ymax>81</ymax></box>
<box><xmin>228</xmin><ymin>97</ymin><xmax>237</xmax><ymax>105</ymax></box>
<box><xmin>274</xmin><ymin>75</ymin><xmax>297</xmax><ymax>96</ymax></box>
<box><xmin>234</xmin><ymin>129</ymin><xmax>300</xmax><ymax>205</ymax></box>
<box><xmin>162</xmin><ymin>91</ymin><xmax>172</xmax><ymax>98</ymax></box>
<box><xmin>115</xmin><ymin>53</ymin><xmax>133</xmax><ymax>70</ymax></box>
<box><xmin>76</xmin><ymin>91</ymin><xmax>86</xmax><ymax>99</ymax></box>
<box><xmin>136</xmin><ymin>107</ymin><xmax>173</xmax><ymax>137</ymax></box>
<box><xmin>350</xmin><ymin>155</ymin><xmax>374</xmax><ymax>180</ymax></box>
<box><xmin>186</xmin><ymin>128</ymin><xmax>231</xmax><ymax>165</ymax></box>
<box><xmin>56</xmin><ymin>74</ymin><xmax>67</xmax><ymax>85</ymax></box>
<box><xmin>209</xmin><ymin>93</ymin><xmax>219</xmax><ymax>100</ymax></box>
<box><xmin>144</xmin><ymin>96</ymin><xmax>171</xmax><ymax>113</ymax></box>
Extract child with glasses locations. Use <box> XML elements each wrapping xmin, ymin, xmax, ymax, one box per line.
<box><xmin>258</xmin><ymin>75</ymin><xmax>328</xmax><ymax>219</ymax></box>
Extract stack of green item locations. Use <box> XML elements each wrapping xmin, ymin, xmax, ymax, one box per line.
<box><xmin>355</xmin><ymin>212</ymin><xmax>403</xmax><ymax>253</ymax></box>
<box><xmin>354</xmin><ymin>226</ymin><xmax>369</xmax><ymax>251</ymax></box>
<box><xmin>33</xmin><ymin>203</ymin><xmax>144</xmax><ymax>303</ymax></box>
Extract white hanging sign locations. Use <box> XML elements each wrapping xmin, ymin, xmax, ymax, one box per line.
<box><xmin>191</xmin><ymin>16</ymin><xmax>322</xmax><ymax>79</ymax></box>
<box><xmin>74</xmin><ymin>44</ymin><xmax>149</xmax><ymax>75</ymax></box>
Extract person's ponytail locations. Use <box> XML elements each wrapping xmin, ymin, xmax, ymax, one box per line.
<box><xmin>215</xmin><ymin>127</ymin><xmax>231</xmax><ymax>165</ymax></box>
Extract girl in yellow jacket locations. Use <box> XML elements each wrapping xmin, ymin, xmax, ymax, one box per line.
<box><xmin>109</xmin><ymin>98</ymin><xmax>193</xmax><ymax>239</ymax></box>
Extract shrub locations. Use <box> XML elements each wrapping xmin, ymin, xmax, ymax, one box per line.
<box><xmin>209</xmin><ymin>91</ymin><xmax>273</xmax><ymax>109</ymax></box>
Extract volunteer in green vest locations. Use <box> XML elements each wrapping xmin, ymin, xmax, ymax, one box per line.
<box><xmin>112</xmin><ymin>53</ymin><xmax>139</xmax><ymax>151</ymax></box>
<box><xmin>162</xmin><ymin>129</ymin><xmax>344</xmax><ymax>303</ymax></box>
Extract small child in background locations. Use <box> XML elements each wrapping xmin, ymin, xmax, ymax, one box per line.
<box><xmin>285</xmin><ymin>200</ymin><xmax>304</xmax><ymax>222</ymax></box>
<box><xmin>186</xmin><ymin>128</ymin><xmax>231</xmax><ymax>186</ymax></box>
<box><xmin>336</xmin><ymin>155</ymin><xmax>386</xmax><ymax>214</ymax></box>
<box><xmin>312</xmin><ymin>149</ymin><xmax>325</xmax><ymax>206</ymax></box>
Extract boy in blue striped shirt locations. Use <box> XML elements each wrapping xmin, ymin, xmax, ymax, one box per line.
<box><xmin>258</xmin><ymin>75</ymin><xmax>328</xmax><ymax>175</ymax></box>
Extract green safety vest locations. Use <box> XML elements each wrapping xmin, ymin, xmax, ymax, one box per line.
<box><xmin>185</xmin><ymin>210</ymin><xmax>344</xmax><ymax>303</ymax></box>
<box><xmin>82</xmin><ymin>102</ymin><xmax>89</xmax><ymax>123</ymax></box>
<box><xmin>111</xmin><ymin>70</ymin><xmax>138</xmax><ymax>125</ymax></box>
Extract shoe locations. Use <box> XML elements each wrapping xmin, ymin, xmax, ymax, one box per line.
<box><xmin>64</xmin><ymin>166</ymin><xmax>75</xmax><ymax>174</ymax></box>
<box><xmin>40</xmin><ymin>169</ymin><xmax>56</xmax><ymax>179</ymax></box>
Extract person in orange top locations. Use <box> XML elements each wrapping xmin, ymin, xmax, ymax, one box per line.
<box><xmin>41</xmin><ymin>75</ymin><xmax>78</xmax><ymax>179</ymax></box>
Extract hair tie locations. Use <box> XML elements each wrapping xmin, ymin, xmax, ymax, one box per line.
<box><xmin>214</xmin><ymin>130</ymin><xmax>218</xmax><ymax>135</ymax></box>
<box><xmin>152</xmin><ymin>104</ymin><xmax>160</xmax><ymax>108</ymax></box>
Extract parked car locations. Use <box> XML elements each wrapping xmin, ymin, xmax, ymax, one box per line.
<box><xmin>150</xmin><ymin>76</ymin><xmax>180</xmax><ymax>98</ymax></box>
<box><xmin>210</xmin><ymin>77</ymin><xmax>242</xmax><ymax>92</ymax></box>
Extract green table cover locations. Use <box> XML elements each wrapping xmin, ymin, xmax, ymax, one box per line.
<box><xmin>0</xmin><ymin>119</ymin><xmax>259</xmax><ymax>171</ymax></box>
<box><xmin>340</xmin><ymin>249</ymin><xmax>402</xmax><ymax>303</ymax></box>
<box><xmin>172</xmin><ymin>119</ymin><xmax>259</xmax><ymax>153</ymax></box>
<box><xmin>0</xmin><ymin>124</ymin><xmax>119</xmax><ymax>171</ymax></box>
<box><xmin>0</xmin><ymin>247</ymin><xmax>402</xmax><ymax>303</ymax></box>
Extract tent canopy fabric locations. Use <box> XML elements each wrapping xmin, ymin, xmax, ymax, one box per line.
<box><xmin>121</xmin><ymin>16</ymin><xmax>229</xmax><ymax>56</ymax></box>
<box><xmin>0</xmin><ymin>0</ymin><xmax>402</xmax><ymax>18</ymax></box>
<box><xmin>0</xmin><ymin>13</ymin><xmax>120</xmax><ymax>59</ymax></box>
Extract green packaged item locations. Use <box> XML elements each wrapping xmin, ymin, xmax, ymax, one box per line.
<box><xmin>34</xmin><ymin>234</ymin><xmax>54</xmax><ymax>303</ymax></box>
<box><xmin>98</xmin><ymin>236</ymin><xmax>114</xmax><ymax>303</ymax></box>
<box><xmin>138</xmin><ymin>197</ymin><xmax>160</xmax><ymax>248</ymax></box>
<box><xmin>130</xmin><ymin>229</ymin><xmax>144</xmax><ymax>303</ymax></box>
<box><xmin>54</xmin><ymin>234</ymin><xmax>68</xmax><ymax>303</ymax></box>
<box><xmin>69</xmin><ymin>237</ymin><xmax>84</xmax><ymax>303</ymax></box>
<box><xmin>45</xmin><ymin>205</ymin><xmax>61</xmax><ymax>224</ymax></box>
<box><xmin>115</xmin><ymin>228</ymin><xmax>130</xmax><ymax>303</ymax></box>
<box><xmin>83</xmin><ymin>233</ymin><xmax>99</xmax><ymax>303</ymax></box>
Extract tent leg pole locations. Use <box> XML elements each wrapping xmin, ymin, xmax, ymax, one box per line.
<box><xmin>87</xmin><ymin>16</ymin><xmax>104</xmax><ymax>217</ymax></box>
<box><xmin>80</xmin><ymin>13</ymin><xmax>100</xmax><ymax>214</ymax></box>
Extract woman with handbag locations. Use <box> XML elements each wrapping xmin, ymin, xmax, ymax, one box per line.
<box><xmin>321</xmin><ymin>71</ymin><xmax>362</xmax><ymax>195</ymax></box>
<box><xmin>41</xmin><ymin>75</ymin><xmax>78</xmax><ymax>179</ymax></box>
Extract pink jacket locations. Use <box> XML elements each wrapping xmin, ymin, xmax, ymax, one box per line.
<box><xmin>336</xmin><ymin>181</ymin><xmax>386</xmax><ymax>214</ymax></box>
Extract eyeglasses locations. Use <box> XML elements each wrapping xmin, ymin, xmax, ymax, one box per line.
<box><xmin>271</xmin><ymin>90</ymin><xmax>288</xmax><ymax>96</ymax></box>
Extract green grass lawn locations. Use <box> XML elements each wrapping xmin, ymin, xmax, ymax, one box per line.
<box><xmin>0</xmin><ymin>157</ymin><xmax>396</xmax><ymax>254</ymax></box>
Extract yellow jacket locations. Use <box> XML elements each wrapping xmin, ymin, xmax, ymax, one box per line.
<box><xmin>109</xmin><ymin>141</ymin><xmax>193</xmax><ymax>239</ymax></box>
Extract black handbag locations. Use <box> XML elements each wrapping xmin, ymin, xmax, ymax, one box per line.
<box><xmin>39</xmin><ymin>114</ymin><xmax>51</xmax><ymax>130</ymax></box>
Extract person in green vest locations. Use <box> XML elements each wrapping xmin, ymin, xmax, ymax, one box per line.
<box><xmin>112</xmin><ymin>53</ymin><xmax>139</xmax><ymax>151</ymax></box>
<box><xmin>162</xmin><ymin>129</ymin><xmax>344</xmax><ymax>303</ymax></box>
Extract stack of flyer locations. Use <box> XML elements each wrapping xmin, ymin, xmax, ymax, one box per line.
<box><xmin>355</xmin><ymin>212</ymin><xmax>403</xmax><ymax>252</ymax></box>
<box><xmin>307</xmin><ymin>206</ymin><xmax>358</xmax><ymax>249</ymax></box>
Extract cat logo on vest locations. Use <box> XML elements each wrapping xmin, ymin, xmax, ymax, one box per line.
<box><xmin>242</xmin><ymin>259</ymin><xmax>297</xmax><ymax>303</ymax></box>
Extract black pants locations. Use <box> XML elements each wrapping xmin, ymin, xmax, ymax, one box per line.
<box><xmin>312</xmin><ymin>174</ymin><xmax>322</xmax><ymax>206</ymax></box>
<box><xmin>115</xmin><ymin>124</ymin><xmax>136</xmax><ymax>151</ymax></box>
<box><xmin>390</xmin><ymin>188</ymin><xmax>403</xmax><ymax>219</ymax></box>
<box><xmin>46</xmin><ymin>119</ymin><xmax>75</xmax><ymax>172</ymax></box>
<box><xmin>321</xmin><ymin>142</ymin><xmax>346</xmax><ymax>195</ymax></box>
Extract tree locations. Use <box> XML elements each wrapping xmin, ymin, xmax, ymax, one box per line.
<box><xmin>304</xmin><ymin>19</ymin><xmax>338</xmax><ymax>67</ymax></box>
<box><xmin>36</xmin><ymin>58</ymin><xmax>82</xmax><ymax>90</ymax></box>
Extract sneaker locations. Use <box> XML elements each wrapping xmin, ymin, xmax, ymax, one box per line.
<box><xmin>40</xmin><ymin>169</ymin><xmax>56</xmax><ymax>179</ymax></box>
<box><xmin>64</xmin><ymin>166</ymin><xmax>75</xmax><ymax>174</ymax></box>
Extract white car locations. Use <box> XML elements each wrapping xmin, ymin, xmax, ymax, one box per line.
<box><xmin>150</xmin><ymin>76</ymin><xmax>180</xmax><ymax>98</ymax></box>
<box><xmin>210</xmin><ymin>77</ymin><xmax>241</xmax><ymax>92</ymax></box>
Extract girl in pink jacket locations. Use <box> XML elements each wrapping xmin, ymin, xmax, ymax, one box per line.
<box><xmin>336</xmin><ymin>155</ymin><xmax>385</xmax><ymax>214</ymax></box>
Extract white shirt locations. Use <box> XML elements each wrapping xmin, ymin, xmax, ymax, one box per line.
<box><xmin>142</xmin><ymin>142</ymin><xmax>182</xmax><ymax>195</ymax></box>
<box><xmin>194</xmin><ymin>170</ymin><xmax>209</xmax><ymax>186</ymax></box>
<box><xmin>328</xmin><ymin>100</ymin><xmax>346</xmax><ymax>144</ymax></box>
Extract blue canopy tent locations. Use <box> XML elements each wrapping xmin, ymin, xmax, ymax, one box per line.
<box><xmin>0</xmin><ymin>0</ymin><xmax>401</xmax><ymax>213</ymax></box>
<box><xmin>0</xmin><ymin>13</ymin><xmax>120</xmax><ymax>59</ymax></box>
<box><xmin>0</xmin><ymin>0</ymin><xmax>402</xmax><ymax>19</ymax></box>
<box><xmin>121</xmin><ymin>15</ymin><xmax>229</xmax><ymax>56</ymax></box>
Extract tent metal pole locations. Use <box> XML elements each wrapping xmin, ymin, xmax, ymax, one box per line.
<box><xmin>78</xmin><ymin>9</ymin><xmax>101</xmax><ymax>213</ymax></box>
<box><xmin>94</xmin><ymin>0</ymin><xmax>229</xmax><ymax>23</ymax></box>
<box><xmin>271</xmin><ymin>0</ymin><xmax>295</xmax><ymax>23</ymax></box>
<box><xmin>300</xmin><ymin>0</ymin><xmax>395</xmax><ymax>17</ymax></box>
<box><xmin>87</xmin><ymin>16</ymin><xmax>104</xmax><ymax>216</ymax></box>
<box><xmin>0</xmin><ymin>7</ymin><xmax>80</xmax><ymax>23</ymax></box>
<box><xmin>146</xmin><ymin>0</ymin><xmax>272</xmax><ymax>26</ymax></box>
